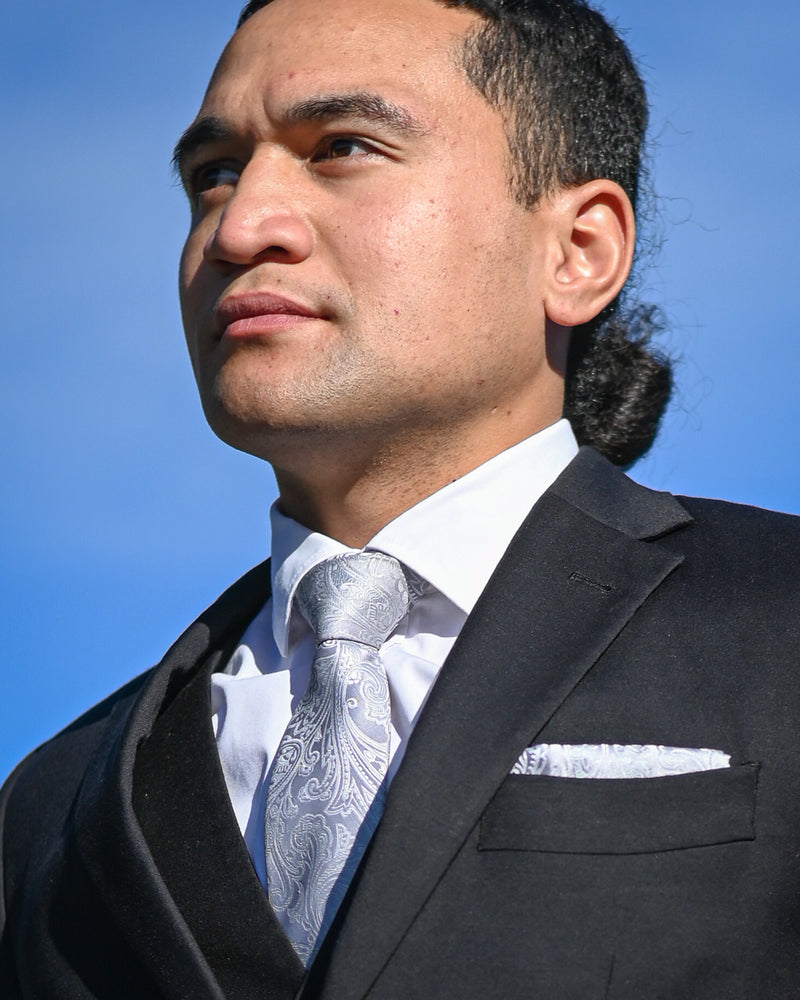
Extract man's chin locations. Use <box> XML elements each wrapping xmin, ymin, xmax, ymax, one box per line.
<box><xmin>200</xmin><ymin>398</ymin><xmax>336</xmax><ymax>465</ymax></box>
<box><xmin>201</xmin><ymin>402</ymin><xmax>279</xmax><ymax>458</ymax></box>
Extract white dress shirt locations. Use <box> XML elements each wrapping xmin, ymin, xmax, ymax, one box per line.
<box><xmin>211</xmin><ymin>419</ymin><xmax>578</xmax><ymax>887</ymax></box>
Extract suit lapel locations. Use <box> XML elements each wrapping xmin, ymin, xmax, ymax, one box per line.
<box><xmin>66</xmin><ymin>561</ymin><xmax>274</xmax><ymax>1000</ymax></box>
<box><xmin>315</xmin><ymin>450</ymin><xmax>693</xmax><ymax>1000</ymax></box>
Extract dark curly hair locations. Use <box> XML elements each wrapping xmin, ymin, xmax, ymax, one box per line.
<box><xmin>236</xmin><ymin>0</ymin><xmax>673</xmax><ymax>466</ymax></box>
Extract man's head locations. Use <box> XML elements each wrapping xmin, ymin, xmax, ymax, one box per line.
<box><xmin>175</xmin><ymin>0</ymin><xmax>666</xmax><ymax>535</ymax></box>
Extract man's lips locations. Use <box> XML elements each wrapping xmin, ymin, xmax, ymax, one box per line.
<box><xmin>215</xmin><ymin>293</ymin><xmax>328</xmax><ymax>338</ymax></box>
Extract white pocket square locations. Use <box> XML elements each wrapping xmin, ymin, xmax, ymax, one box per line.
<box><xmin>511</xmin><ymin>743</ymin><xmax>731</xmax><ymax>779</ymax></box>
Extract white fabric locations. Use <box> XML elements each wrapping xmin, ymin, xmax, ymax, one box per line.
<box><xmin>511</xmin><ymin>743</ymin><xmax>731</xmax><ymax>779</ymax></box>
<box><xmin>212</xmin><ymin>419</ymin><xmax>579</xmax><ymax>887</ymax></box>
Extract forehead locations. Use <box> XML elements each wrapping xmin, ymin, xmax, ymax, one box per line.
<box><xmin>200</xmin><ymin>0</ymin><xmax>481</xmax><ymax>119</ymax></box>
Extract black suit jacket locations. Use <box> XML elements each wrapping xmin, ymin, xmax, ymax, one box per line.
<box><xmin>3</xmin><ymin>448</ymin><xmax>800</xmax><ymax>999</ymax></box>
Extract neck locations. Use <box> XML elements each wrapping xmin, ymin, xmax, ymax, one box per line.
<box><xmin>272</xmin><ymin>410</ymin><xmax>562</xmax><ymax>547</ymax></box>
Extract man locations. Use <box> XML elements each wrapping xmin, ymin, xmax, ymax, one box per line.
<box><xmin>2</xmin><ymin>0</ymin><xmax>799</xmax><ymax>997</ymax></box>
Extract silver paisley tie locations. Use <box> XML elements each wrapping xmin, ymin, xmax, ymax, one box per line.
<box><xmin>264</xmin><ymin>551</ymin><xmax>412</xmax><ymax>965</ymax></box>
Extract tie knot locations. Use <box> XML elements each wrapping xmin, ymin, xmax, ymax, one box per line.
<box><xmin>295</xmin><ymin>551</ymin><xmax>411</xmax><ymax>649</ymax></box>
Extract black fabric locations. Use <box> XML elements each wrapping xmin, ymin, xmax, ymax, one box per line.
<box><xmin>478</xmin><ymin>765</ymin><xmax>759</xmax><ymax>854</ymax></box>
<box><xmin>3</xmin><ymin>450</ymin><xmax>800</xmax><ymax>999</ymax></box>
<box><xmin>132</xmin><ymin>650</ymin><xmax>305</xmax><ymax>1000</ymax></box>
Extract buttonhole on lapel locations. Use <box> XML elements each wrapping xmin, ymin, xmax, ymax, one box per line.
<box><xmin>569</xmin><ymin>571</ymin><xmax>614</xmax><ymax>594</ymax></box>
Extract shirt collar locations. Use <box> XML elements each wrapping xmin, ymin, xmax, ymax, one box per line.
<box><xmin>270</xmin><ymin>419</ymin><xmax>578</xmax><ymax>655</ymax></box>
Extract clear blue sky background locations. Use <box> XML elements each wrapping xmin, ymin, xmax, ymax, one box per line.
<box><xmin>2</xmin><ymin>0</ymin><xmax>798</xmax><ymax>779</ymax></box>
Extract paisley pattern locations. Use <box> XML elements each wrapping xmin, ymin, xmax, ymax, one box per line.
<box><xmin>264</xmin><ymin>552</ymin><xmax>412</xmax><ymax>966</ymax></box>
<box><xmin>511</xmin><ymin>743</ymin><xmax>731</xmax><ymax>779</ymax></box>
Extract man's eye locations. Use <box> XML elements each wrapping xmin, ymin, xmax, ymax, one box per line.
<box><xmin>190</xmin><ymin>162</ymin><xmax>241</xmax><ymax>195</ymax></box>
<box><xmin>311</xmin><ymin>137</ymin><xmax>375</xmax><ymax>162</ymax></box>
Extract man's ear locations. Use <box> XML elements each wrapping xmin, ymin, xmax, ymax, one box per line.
<box><xmin>543</xmin><ymin>179</ymin><xmax>635</xmax><ymax>328</ymax></box>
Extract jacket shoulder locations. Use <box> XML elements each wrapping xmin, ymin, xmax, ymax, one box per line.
<box><xmin>0</xmin><ymin>669</ymin><xmax>152</xmax><ymax>855</ymax></box>
<box><xmin>678</xmin><ymin>493</ymin><xmax>800</xmax><ymax>529</ymax></box>
<box><xmin>675</xmin><ymin>494</ymin><xmax>800</xmax><ymax>561</ymax></box>
<box><xmin>645</xmin><ymin>495</ymin><xmax>800</xmax><ymax>635</ymax></box>
<box><xmin>2</xmin><ymin>555</ymin><xmax>272</xmax><ymax>802</ymax></box>
<box><xmin>1</xmin><ymin>556</ymin><xmax>272</xmax><ymax>845</ymax></box>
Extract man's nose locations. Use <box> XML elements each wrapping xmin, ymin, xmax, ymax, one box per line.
<box><xmin>202</xmin><ymin>156</ymin><xmax>315</xmax><ymax>270</ymax></box>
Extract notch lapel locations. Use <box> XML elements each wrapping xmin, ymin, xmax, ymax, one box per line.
<box><xmin>315</xmin><ymin>450</ymin><xmax>693</xmax><ymax>1000</ymax></box>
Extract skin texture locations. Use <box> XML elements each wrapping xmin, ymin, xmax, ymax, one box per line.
<box><xmin>177</xmin><ymin>0</ymin><xmax>634</xmax><ymax>545</ymax></box>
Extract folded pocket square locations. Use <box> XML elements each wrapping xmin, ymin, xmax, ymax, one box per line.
<box><xmin>511</xmin><ymin>743</ymin><xmax>731</xmax><ymax>779</ymax></box>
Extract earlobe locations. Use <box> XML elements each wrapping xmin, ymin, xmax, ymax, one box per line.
<box><xmin>543</xmin><ymin>179</ymin><xmax>635</xmax><ymax>327</ymax></box>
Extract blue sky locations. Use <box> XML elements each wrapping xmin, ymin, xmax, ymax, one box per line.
<box><xmin>2</xmin><ymin>0</ymin><xmax>798</xmax><ymax>779</ymax></box>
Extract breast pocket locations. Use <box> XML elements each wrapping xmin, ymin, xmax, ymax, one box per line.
<box><xmin>478</xmin><ymin>763</ymin><xmax>759</xmax><ymax>854</ymax></box>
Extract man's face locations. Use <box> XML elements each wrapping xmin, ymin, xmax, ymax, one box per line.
<box><xmin>178</xmin><ymin>0</ymin><xmax>563</xmax><ymax>473</ymax></box>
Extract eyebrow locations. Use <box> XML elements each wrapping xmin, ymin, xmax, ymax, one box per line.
<box><xmin>172</xmin><ymin>92</ymin><xmax>428</xmax><ymax>180</ymax></box>
<box><xmin>281</xmin><ymin>92</ymin><xmax>428</xmax><ymax>136</ymax></box>
<box><xmin>172</xmin><ymin>117</ymin><xmax>237</xmax><ymax>181</ymax></box>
